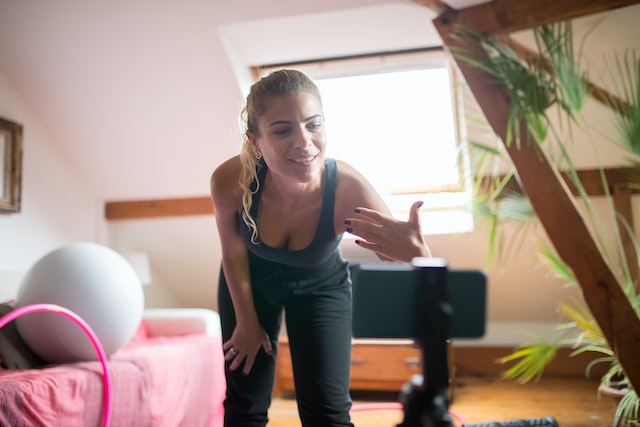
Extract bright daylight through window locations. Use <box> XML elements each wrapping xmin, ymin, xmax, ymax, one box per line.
<box><xmin>263</xmin><ymin>49</ymin><xmax>474</xmax><ymax>235</ymax></box>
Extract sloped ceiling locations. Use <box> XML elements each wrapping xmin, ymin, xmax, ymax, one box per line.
<box><xmin>0</xmin><ymin>0</ymin><xmax>485</xmax><ymax>201</ymax></box>
<box><xmin>2</xmin><ymin>0</ymin><xmax>636</xmax><ymax>203</ymax></box>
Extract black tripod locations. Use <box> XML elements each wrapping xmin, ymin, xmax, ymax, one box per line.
<box><xmin>397</xmin><ymin>260</ymin><xmax>454</xmax><ymax>427</ymax></box>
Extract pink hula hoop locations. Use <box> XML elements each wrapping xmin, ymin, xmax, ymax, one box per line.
<box><xmin>0</xmin><ymin>303</ymin><xmax>112</xmax><ymax>427</ymax></box>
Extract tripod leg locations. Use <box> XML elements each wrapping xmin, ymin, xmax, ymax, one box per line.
<box><xmin>397</xmin><ymin>262</ymin><xmax>454</xmax><ymax>427</ymax></box>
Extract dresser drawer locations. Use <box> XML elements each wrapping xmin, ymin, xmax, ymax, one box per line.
<box><xmin>274</xmin><ymin>338</ymin><xmax>455</xmax><ymax>397</ymax></box>
<box><xmin>350</xmin><ymin>340</ymin><xmax>422</xmax><ymax>385</ymax></box>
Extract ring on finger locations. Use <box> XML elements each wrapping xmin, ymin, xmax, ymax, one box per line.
<box><xmin>228</xmin><ymin>347</ymin><xmax>237</xmax><ymax>356</ymax></box>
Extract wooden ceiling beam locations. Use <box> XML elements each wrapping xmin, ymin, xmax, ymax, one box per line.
<box><xmin>104</xmin><ymin>167</ymin><xmax>638</xmax><ymax>221</ymax></box>
<box><xmin>480</xmin><ymin>167</ymin><xmax>640</xmax><ymax>197</ymax></box>
<box><xmin>105</xmin><ymin>196</ymin><xmax>213</xmax><ymax>220</ymax></box>
<box><xmin>424</xmin><ymin>0</ymin><xmax>640</xmax><ymax>36</ymax></box>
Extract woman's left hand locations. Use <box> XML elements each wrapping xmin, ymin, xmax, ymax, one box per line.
<box><xmin>344</xmin><ymin>200</ymin><xmax>431</xmax><ymax>262</ymax></box>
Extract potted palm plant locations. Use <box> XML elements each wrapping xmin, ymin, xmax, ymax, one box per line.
<box><xmin>457</xmin><ymin>21</ymin><xmax>640</xmax><ymax>426</ymax></box>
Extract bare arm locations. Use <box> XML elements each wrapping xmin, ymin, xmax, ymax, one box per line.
<box><xmin>211</xmin><ymin>157</ymin><xmax>272</xmax><ymax>375</ymax></box>
<box><xmin>335</xmin><ymin>160</ymin><xmax>431</xmax><ymax>262</ymax></box>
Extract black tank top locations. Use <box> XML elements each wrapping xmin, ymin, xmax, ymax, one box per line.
<box><xmin>238</xmin><ymin>158</ymin><xmax>343</xmax><ymax>268</ymax></box>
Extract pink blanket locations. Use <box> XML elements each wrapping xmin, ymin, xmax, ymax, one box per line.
<box><xmin>0</xmin><ymin>327</ymin><xmax>225</xmax><ymax>427</ymax></box>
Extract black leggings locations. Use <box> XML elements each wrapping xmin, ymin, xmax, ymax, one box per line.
<box><xmin>217</xmin><ymin>250</ymin><xmax>354</xmax><ymax>427</ymax></box>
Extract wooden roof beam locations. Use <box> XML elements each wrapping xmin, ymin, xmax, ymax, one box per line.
<box><xmin>105</xmin><ymin>196</ymin><xmax>213</xmax><ymax>220</ymax></box>
<box><xmin>420</xmin><ymin>0</ymin><xmax>640</xmax><ymax>35</ymax></box>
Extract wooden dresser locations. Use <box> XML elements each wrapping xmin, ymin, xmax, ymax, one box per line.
<box><xmin>274</xmin><ymin>337</ymin><xmax>455</xmax><ymax>398</ymax></box>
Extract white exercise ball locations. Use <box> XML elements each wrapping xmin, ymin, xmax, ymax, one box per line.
<box><xmin>15</xmin><ymin>242</ymin><xmax>145</xmax><ymax>363</ymax></box>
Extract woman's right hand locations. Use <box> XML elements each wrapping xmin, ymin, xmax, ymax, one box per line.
<box><xmin>345</xmin><ymin>200</ymin><xmax>431</xmax><ymax>262</ymax></box>
<box><xmin>223</xmin><ymin>320</ymin><xmax>273</xmax><ymax>375</ymax></box>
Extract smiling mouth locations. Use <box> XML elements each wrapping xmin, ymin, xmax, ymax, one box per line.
<box><xmin>289</xmin><ymin>153</ymin><xmax>319</xmax><ymax>165</ymax></box>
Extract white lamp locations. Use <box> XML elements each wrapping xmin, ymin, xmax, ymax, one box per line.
<box><xmin>121</xmin><ymin>251</ymin><xmax>152</xmax><ymax>286</ymax></box>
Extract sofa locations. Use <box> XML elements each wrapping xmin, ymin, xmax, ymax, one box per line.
<box><xmin>0</xmin><ymin>307</ymin><xmax>226</xmax><ymax>427</ymax></box>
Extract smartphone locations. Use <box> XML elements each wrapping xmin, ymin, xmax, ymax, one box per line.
<box><xmin>351</xmin><ymin>260</ymin><xmax>487</xmax><ymax>339</ymax></box>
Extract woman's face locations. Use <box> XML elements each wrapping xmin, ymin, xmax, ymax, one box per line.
<box><xmin>248</xmin><ymin>92</ymin><xmax>327</xmax><ymax>184</ymax></box>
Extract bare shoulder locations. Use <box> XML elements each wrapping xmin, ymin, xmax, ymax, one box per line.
<box><xmin>334</xmin><ymin>159</ymin><xmax>368</xmax><ymax>188</ymax></box>
<box><xmin>210</xmin><ymin>156</ymin><xmax>242</xmax><ymax>208</ymax></box>
<box><xmin>334</xmin><ymin>159</ymin><xmax>390</xmax><ymax>217</ymax></box>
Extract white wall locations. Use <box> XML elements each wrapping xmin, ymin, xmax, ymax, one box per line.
<box><xmin>0</xmin><ymin>69</ymin><xmax>102</xmax><ymax>301</ymax></box>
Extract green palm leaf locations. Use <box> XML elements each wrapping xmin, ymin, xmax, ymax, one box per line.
<box><xmin>499</xmin><ymin>342</ymin><xmax>558</xmax><ymax>383</ymax></box>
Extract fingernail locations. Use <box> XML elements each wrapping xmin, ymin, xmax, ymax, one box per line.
<box><xmin>355</xmin><ymin>240</ymin><xmax>361</xmax><ymax>245</ymax></box>
<box><xmin>354</xmin><ymin>209</ymin><xmax>361</xmax><ymax>214</ymax></box>
<box><xmin>346</xmin><ymin>227</ymin><xmax>353</xmax><ymax>233</ymax></box>
<box><xmin>418</xmin><ymin>201</ymin><xmax>424</xmax><ymax>207</ymax></box>
<box><xmin>344</xmin><ymin>220</ymin><xmax>351</xmax><ymax>225</ymax></box>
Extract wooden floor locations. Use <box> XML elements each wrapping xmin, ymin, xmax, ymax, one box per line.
<box><xmin>268</xmin><ymin>376</ymin><xmax>617</xmax><ymax>427</ymax></box>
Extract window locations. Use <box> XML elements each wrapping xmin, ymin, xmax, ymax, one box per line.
<box><xmin>258</xmin><ymin>49</ymin><xmax>473</xmax><ymax>235</ymax></box>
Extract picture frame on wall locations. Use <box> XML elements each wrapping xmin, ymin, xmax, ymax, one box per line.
<box><xmin>0</xmin><ymin>116</ymin><xmax>23</xmax><ymax>213</ymax></box>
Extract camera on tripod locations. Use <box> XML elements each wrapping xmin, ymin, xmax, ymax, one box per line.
<box><xmin>351</xmin><ymin>257</ymin><xmax>486</xmax><ymax>427</ymax></box>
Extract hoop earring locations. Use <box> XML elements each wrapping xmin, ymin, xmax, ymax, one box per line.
<box><xmin>256</xmin><ymin>151</ymin><xmax>262</xmax><ymax>160</ymax></box>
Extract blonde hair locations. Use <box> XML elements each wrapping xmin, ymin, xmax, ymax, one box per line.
<box><xmin>238</xmin><ymin>69</ymin><xmax>322</xmax><ymax>244</ymax></box>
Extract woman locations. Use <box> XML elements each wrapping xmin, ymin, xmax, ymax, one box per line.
<box><xmin>210</xmin><ymin>69</ymin><xmax>431</xmax><ymax>427</ymax></box>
